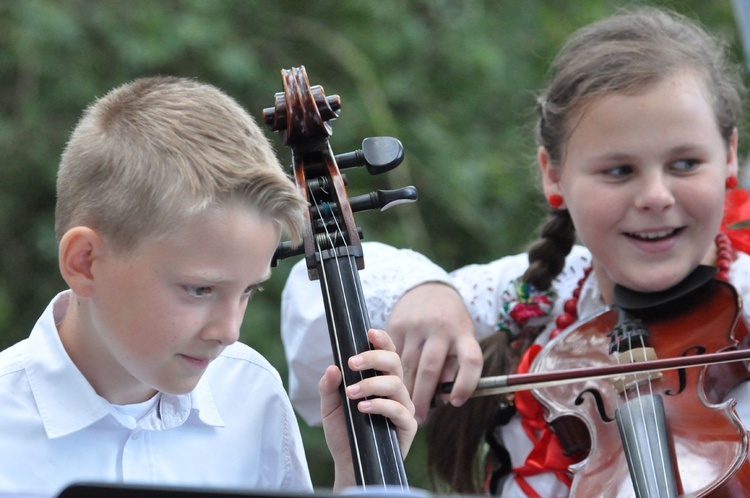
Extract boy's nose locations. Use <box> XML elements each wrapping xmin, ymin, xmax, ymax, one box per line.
<box><xmin>202</xmin><ymin>305</ymin><xmax>243</xmax><ymax>345</ymax></box>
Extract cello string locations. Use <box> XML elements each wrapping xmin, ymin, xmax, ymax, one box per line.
<box><xmin>318</xmin><ymin>176</ymin><xmax>406</xmax><ymax>488</ymax></box>
<box><xmin>315</xmin><ymin>168</ymin><xmax>407</xmax><ymax>488</ymax></box>
<box><xmin>309</xmin><ymin>178</ymin><xmax>398</xmax><ymax>487</ymax></box>
<box><xmin>332</xmin><ymin>226</ymin><xmax>406</xmax><ymax>488</ymax></box>
<box><xmin>324</xmin><ymin>203</ymin><xmax>391</xmax><ymax>486</ymax></box>
<box><xmin>307</xmin><ymin>184</ymin><xmax>369</xmax><ymax>485</ymax></box>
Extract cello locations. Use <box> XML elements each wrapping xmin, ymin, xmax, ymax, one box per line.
<box><xmin>263</xmin><ymin>66</ymin><xmax>417</xmax><ymax>490</ymax></box>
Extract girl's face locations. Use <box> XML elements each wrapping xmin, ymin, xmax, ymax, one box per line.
<box><xmin>541</xmin><ymin>70</ymin><xmax>738</xmax><ymax>302</ymax></box>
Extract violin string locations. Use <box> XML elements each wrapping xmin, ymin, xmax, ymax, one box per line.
<box><xmin>628</xmin><ymin>334</ymin><xmax>658</xmax><ymax>497</ymax></box>
<box><xmin>615</xmin><ymin>333</ymin><xmax>645</xmax><ymax>497</ymax></box>
<box><xmin>622</xmin><ymin>329</ymin><xmax>670</xmax><ymax>497</ymax></box>
<box><xmin>639</xmin><ymin>334</ymin><xmax>670</xmax><ymax>497</ymax></box>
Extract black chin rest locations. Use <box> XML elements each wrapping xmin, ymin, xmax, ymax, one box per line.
<box><xmin>613</xmin><ymin>265</ymin><xmax>718</xmax><ymax>312</ymax></box>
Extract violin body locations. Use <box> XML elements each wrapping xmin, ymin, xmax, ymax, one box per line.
<box><xmin>532</xmin><ymin>277</ymin><xmax>750</xmax><ymax>497</ymax></box>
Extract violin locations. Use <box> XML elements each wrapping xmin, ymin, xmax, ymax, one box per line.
<box><xmin>439</xmin><ymin>266</ymin><xmax>750</xmax><ymax>496</ymax></box>
<box><xmin>530</xmin><ymin>266</ymin><xmax>750</xmax><ymax>497</ymax></box>
<box><xmin>263</xmin><ymin>66</ymin><xmax>418</xmax><ymax>489</ymax></box>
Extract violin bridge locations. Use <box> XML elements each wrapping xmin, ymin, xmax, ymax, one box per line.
<box><xmin>609</xmin><ymin>347</ymin><xmax>663</xmax><ymax>394</ymax></box>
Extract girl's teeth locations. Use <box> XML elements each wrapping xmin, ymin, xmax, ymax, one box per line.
<box><xmin>632</xmin><ymin>229</ymin><xmax>675</xmax><ymax>240</ymax></box>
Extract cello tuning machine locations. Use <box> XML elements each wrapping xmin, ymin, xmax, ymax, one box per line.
<box><xmin>335</xmin><ymin>137</ymin><xmax>405</xmax><ymax>175</ymax></box>
<box><xmin>349</xmin><ymin>186</ymin><xmax>418</xmax><ymax>213</ymax></box>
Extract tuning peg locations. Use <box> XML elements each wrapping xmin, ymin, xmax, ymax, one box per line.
<box><xmin>335</xmin><ymin>137</ymin><xmax>404</xmax><ymax>174</ymax></box>
<box><xmin>349</xmin><ymin>186</ymin><xmax>418</xmax><ymax>213</ymax></box>
<box><xmin>272</xmin><ymin>240</ymin><xmax>303</xmax><ymax>266</ymax></box>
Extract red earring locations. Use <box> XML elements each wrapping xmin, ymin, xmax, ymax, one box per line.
<box><xmin>726</xmin><ymin>176</ymin><xmax>739</xmax><ymax>190</ymax></box>
<box><xmin>548</xmin><ymin>194</ymin><xmax>564</xmax><ymax>209</ymax></box>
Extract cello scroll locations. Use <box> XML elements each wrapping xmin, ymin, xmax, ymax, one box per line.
<box><xmin>264</xmin><ymin>66</ymin><xmax>417</xmax><ymax>489</ymax></box>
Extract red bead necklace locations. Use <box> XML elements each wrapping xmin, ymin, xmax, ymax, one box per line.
<box><xmin>550</xmin><ymin>233</ymin><xmax>734</xmax><ymax>339</ymax></box>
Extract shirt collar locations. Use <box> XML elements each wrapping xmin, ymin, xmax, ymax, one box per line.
<box><xmin>26</xmin><ymin>291</ymin><xmax>224</xmax><ymax>438</ymax></box>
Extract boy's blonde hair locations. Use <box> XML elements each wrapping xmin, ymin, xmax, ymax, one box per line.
<box><xmin>55</xmin><ymin>76</ymin><xmax>305</xmax><ymax>254</ymax></box>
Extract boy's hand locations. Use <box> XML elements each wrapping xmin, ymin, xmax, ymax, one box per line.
<box><xmin>387</xmin><ymin>282</ymin><xmax>483</xmax><ymax>424</ymax></box>
<box><xmin>319</xmin><ymin>328</ymin><xmax>417</xmax><ymax>491</ymax></box>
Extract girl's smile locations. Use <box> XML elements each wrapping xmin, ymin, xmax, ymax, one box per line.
<box><xmin>542</xmin><ymin>69</ymin><xmax>738</xmax><ymax>303</ymax></box>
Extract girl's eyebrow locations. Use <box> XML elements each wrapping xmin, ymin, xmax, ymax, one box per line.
<box><xmin>589</xmin><ymin>143</ymin><xmax>707</xmax><ymax>163</ymax></box>
<box><xmin>586</xmin><ymin>151</ymin><xmax>635</xmax><ymax>163</ymax></box>
<box><xmin>668</xmin><ymin>143</ymin><xmax>707</xmax><ymax>155</ymax></box>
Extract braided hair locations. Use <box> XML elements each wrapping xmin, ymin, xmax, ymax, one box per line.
<box><xmin>426</xmin><ymin>6</ymin><xmax>744</xmax><ymax>494</ymax></box>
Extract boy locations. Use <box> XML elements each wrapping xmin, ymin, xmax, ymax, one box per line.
<box><xmin>0</xmin><ymin>76</ymin><xmax>416</xmax><ymax>497</ymax></box>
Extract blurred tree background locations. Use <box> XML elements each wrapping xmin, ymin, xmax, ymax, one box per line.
<box><xmin>0</xmin><ymin>0</ymin><xmax>745</xmax><ymax>492</ymax></box>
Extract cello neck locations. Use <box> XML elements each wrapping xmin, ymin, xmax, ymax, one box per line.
<box><xmin>264</xmin><ymin>65</ymin><xmax>413</xmax><ymax>489</ymax></box>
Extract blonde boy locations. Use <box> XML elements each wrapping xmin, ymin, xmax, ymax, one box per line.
<box><xmin>0</xmin><ymin>77</ymin><xmax>415</xmax><ymax>497</ymax></box>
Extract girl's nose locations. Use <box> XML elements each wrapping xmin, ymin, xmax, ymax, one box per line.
<box><xmin>634</xmin><ymin>172</ymin><xmax>675</xmax><ymax>211</ymax></box>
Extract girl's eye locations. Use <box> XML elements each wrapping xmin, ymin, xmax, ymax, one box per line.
<box><xmin>186</xmin><ymin>286</ymin><xmax>213</xmax><ymax>298</ymax></box>
<box><xmin>672</xmin><ymin>159</ymin><xmax>700</xmax><ymax>172</ymax></box>
<box><xmin>603</xmin><ymin>165</ymin><xmax>633</xmax><ymax>178</ymax></box>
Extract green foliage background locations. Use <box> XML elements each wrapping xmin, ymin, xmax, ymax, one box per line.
<box><xmin>0</xmin><ymin>0</ymin><xmax>745</xmax><ymax>492</ymax></box>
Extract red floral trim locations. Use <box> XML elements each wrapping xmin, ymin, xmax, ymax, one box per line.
<box><xmin>721</xmin><ymin>188</ymin><xmax>750</xmax><ymax>254</ymax></box>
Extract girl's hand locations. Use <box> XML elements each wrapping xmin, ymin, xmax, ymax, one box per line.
<box><xmin>319</xmin><ymin>328</ymin><xmax>417</xmax><ymax>491</ymax></box>
<box><xmin>388</xmin><ymin>282</ymin><xmax>483</xmax><ymax>423</ymax></box>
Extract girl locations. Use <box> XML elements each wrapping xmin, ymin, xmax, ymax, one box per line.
<box><xmin>281</xmin><ymin>5</ymin><xmax>750</xmax><ymax>496</ymax></box>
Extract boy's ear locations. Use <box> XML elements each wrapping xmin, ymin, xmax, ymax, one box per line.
<box><xmin>538</xmin><ymin>146</ymin><xmax>564</xmax><ymax>203</ymax></box>
<box><xmin>58</xmin><ymin>227</ymin><xmax>106</xmax><ymax>298</ymax></box>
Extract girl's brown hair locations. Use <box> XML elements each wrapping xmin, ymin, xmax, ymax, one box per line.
<box><xmin>427</xmin><ymin>6</ymin><xmax>745</xmax><ymax>494</ymax></box>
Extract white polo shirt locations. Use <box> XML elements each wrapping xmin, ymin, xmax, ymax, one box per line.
<box><xmin>0</xmin><ymin>291</ymin><xmax>312</xmax><ymax>497</ymax></box>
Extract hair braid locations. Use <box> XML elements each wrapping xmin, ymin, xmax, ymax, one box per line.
<box><xmin>426</xmin><ymin>333</ymin><xmax>510</xmax><ymax>494</ymax></box>
<box><xmin>523</xmin><ymin>209</ymin><xmax>576</xmax><ymax>290</ymax></box>
<box><xmin>426</xmin><ymin>6</ymin><xmax>747</xmax><ymax>495</ymax></box>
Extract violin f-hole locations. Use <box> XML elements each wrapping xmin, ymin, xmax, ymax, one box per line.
<box><xmin>575</xmin><ymin>388</ymin><xmax>615</xmax><ymax>423</ymax></box>
<box><xmin>665</xmin><ymin>345</ymin><xmax>707</xmax><ymax>397</ymax></box>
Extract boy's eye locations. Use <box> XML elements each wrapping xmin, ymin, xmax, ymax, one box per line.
<box><xmin>243</xmin><ymin>285</ymin><xmax>264</xmax><ymax>300</ymax></box>
<box><xmin>186</xmin><ymin>286</ymin><xmax>213</xmax><ymax>298</ymax></box>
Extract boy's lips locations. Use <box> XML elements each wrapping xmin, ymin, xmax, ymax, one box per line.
<box><xmin>179</xmin><ymin>354</ymin><xmax>215</xmax><ymax>368</ymax></box>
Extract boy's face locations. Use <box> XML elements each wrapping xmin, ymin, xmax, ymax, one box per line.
<box><xmin>75</xmin><ymin>204</ymin><xmax>280</xmax><ymax>404</ymax></box>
